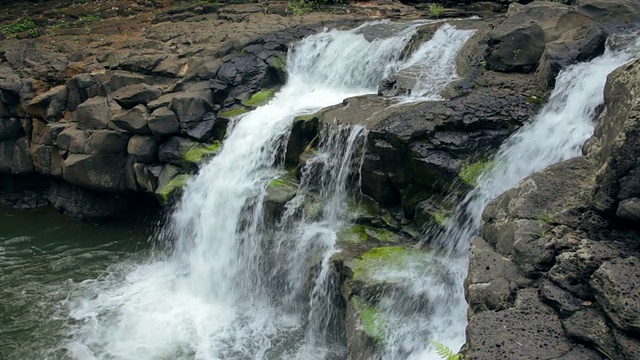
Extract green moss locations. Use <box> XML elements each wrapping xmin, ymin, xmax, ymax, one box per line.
<box><xmin>527</xmin><ymin>95</ymin><xmax>544</xmax><ymax>105</ymax></box>
<box><xmin>537</xmin><ymin>213</ymin><xmax>555</xmax><ymax>225</ymax></box>
<box><xmin>352</xmin><ymin>296</ymin><xmax>385</xmax><ymax>342</ymax></box>
<box><xmin>268</xmin><ymin>178</ymin><xmax>286</xmax><ymax>187</ymax></box>
<box><xmin>337</xmin><ymin>225</ymin><xmax>396</xmax><ymax>245</ymax></box>
<box><xmin>218</xmin><ymin>107</ymin><xmax>247</xmax><ymax>119</ymax></box>
<box><xmin>157</xmin><ymin>174</ymin><xmax>189</xmax><ymax>203</ymax></box>
<box><xmin>182</xmin><ymin>142</ymin><xmax>222</xmax><ymax>165</ymax></box>
<box><xmin>459</xmin><ymin>159</ymin><xmax>494</xmax><ymax>186</ymax></box>
<box><xmin>0</xmin><ymin>18</ymin><xmax>37</xmax><ymax>37</ymax></box>
<box><xmin>271</xmin><ymin>56</ymin><xmax>287</xmax><ymax>74</ymax></box>
<box><xmin>353</xmin><ymin>246</ymin><xmax>410</xmax><ymax>281</ymax></box>
<box><xmin>433</xmin><ymin>212</ymin><xmax>448</xmax><ymax>226</ymax></box>
<box><xmin>243</xmin><ymin>89</ymin><xmax>276</xmax><ymax>107</ymax></box>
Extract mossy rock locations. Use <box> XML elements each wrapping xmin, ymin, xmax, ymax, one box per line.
<box><xmin>242</xmin><ymin>89</ymin><xmax>276</xmax><ymax>108</ymax></box>
<box><xmin>155</xmin><ymin>173</ymin><xmax>189</xmax><ymax>204</ymax></box>
<box><xmin>336</xmin><ymin>224</ymin><xmax>397</xmax><ymax>245</ymax></box>
<box><xmin>350</xmin><ymin>246</ymin><xmax>424</xmax><ymax>283</ymax></box>
<box><xmin>180</xmin><ymin>141</ymin><xmax>222</xmax><ymax>167</ymax></box>
<box><xmin>351</xmin><ymin>295</ymin><xmax>386</xmax><ymax>342</ymax></box>
<box><xmin>459</xmin><ymin>159</ymin><xmax>494</xmax><ymax>186</ymax></box>
<box><xmin>218</xmin><ymin>107</ymin><xmax>248</xmax><ymax>119</ymax></box>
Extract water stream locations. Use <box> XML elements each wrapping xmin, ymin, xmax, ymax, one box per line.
<box><xmin>57</xmin><ymin>21</ymin><xmax>472</xmax><ymax>360</ymax></box>
<box><xmin>372</xmin><ymin>34</ymin><xmax>640</xmax><ymax>360</ymax></box>
<box><xmin>2</xmin><ymin>20</ymin><xmax>633</xmax><ymax>360</ymax></box>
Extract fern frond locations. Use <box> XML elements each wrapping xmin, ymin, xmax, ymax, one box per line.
<box><xmin>428</xmin><ymin>340</ymin><xmax>462</xmax><ymax>360</ymax></box>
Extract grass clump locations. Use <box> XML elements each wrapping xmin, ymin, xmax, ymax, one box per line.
<box><xmin>428</xmin><ymin>4</ymin><xmax>445</xmax><ymax>17</ymax></box>
<box><xmin>0</xmin><ymin>18</ymin><xmax>37</xmax><ymax>37</ymax></box>
<box><xmin>243</xmin><ymin>89</ymin><xmax>276</xmax><ymax>107</ymax></box>
<box><xmin>459</xmin><ymin>159</ymin><xmax>494</xmax><ymax>186</ymax></box>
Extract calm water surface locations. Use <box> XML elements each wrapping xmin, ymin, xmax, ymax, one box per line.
<box><xmin>0</xmin><ymin>207</ymin><xmax>153</xmax><ymax>359</ymax></box>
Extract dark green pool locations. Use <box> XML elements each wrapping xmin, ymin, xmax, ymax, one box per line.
<box><xmin>0</xmin><ymin>207</ymin><xmax>153</xmax><ymax>359</ymax></box>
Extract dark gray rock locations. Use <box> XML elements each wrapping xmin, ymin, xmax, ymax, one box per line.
<box><xmin>465</xmin><ymin>289</ymin><xmax>572</xmax><ymax>360</ymax></box>
<box><xmin>0</xmin><ymin>139</ymin><xmax>15</xmax><ymax>173</ymax></box>
<box><xmin>83</xmin><ymin>130</ymin><xmax>130</xmax><ymax>155</ymax></box>
<box><xmin>128</xmin><ymin>135</ymin><xmax>159</xmax><ymax>163</ymax></box>
<box><xmin>539</xmin><ymin>280</ymin><xmax>582</xmax><ymax>317</ymax></box>
<box><xmin>111</xmin><ymin>104</ymin><xmax>151</xmax><ymax>134</ymax></box>
<box><xmin>617</xmin><ymin>198</ymin><xmax>640</xmax><ymax>222</ymax></box>
<box><xmin>75</xmin><ymin>96</ymin><xmax>112</xmax><ymax>130</ymax></box>
<box><xmin>26</xmin><ymin>85</ymin><xmax>68</xmax><ymax>121</ymax></box>
<box><xmin>133</xmin><ymin>163</ymin><xmax>162</xmax><ymax>193</ymax></box>
<box><xmin>563</xmin><ymin>308</ymin><xmax>616</xmax><ymax>355</ymax></box>
<box><xmin>62</xmin><ymin>153</ymin><xmax>126</xmax><ymax>191</ymax></box>
<box><xmin>56</xmin><ymin>125</ymin><xmax>86</xmax><ymax>153</ymax></box>
<box><xmin>112</xmin><ymin>84</ymin><xmax>162</xmax><ymax>109</ymax></box>
<box><xmin>148</xmin><ymin>107</ymin><xmax>180</xmax><ymax>137</ymax></box>
<box><xmin>590</xmin><ymin>257</ymin><xmax>640</xmax><ymax>334</ymax></box>
<box><xmin>185</xmin><ymin>113</ymin><xmax>228</xmax><ymax>142</ymax></box>
<box><xmin>168</xmin><ymin>90</ymin><xmax>214</xmax><ymax>132</ymax></box>
<box><xmin>158</xmin><ymin>136</ymin><xmax>197</xmax><ymax>166</ymax></box>
<box><xmin>10</xmin><ymin>137</ymin><xmax>33</xmax><ymax>174</ymax></box>
<box><xmin>48</xmin><ymin>182</ymin><xmax>124</xmax><ymax>219</ymax></box>
<box><xmin>66</xmin><ymin>73</ymin><xmax>100</xmax><ymax>112</ymax></box>
<box><xmin>0</xmin><ymin>118</ymin><xmax>21</xmax><ymax>140</ymax></box>
<box><xmin>577</xmin><ymin>0</ymin><xmax>640</xmax><ymax>27</ymax></box>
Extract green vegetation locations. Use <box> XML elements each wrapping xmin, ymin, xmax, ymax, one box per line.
<box><xmin>429</xmin><ymin>340</ymin><xmax>464</xmax><ymax>360</ymax></box>
<box><xmin>352</xmin><ymin>296</ymin><xmax>386</xmax><ymax>341</ymax></box>
<box><xmin>243</xmin><ymin>89</ymin><xmax>276</xmax><ymax>107</ymax></box>
<box><xmin>157</xmin><ymin>174</ymin><xmax>189</xmax><ymax>203</ymax></box>
<box><xmin>0</xmin><ymin>18</ymin><xmax>37</xmax><ymax>37</ymax></box>
<box><xmin>268</xmin><ymin>178</ymin><xmax>286</xmax><ymax>187</ymax></box>
<box><xmin>537</xmin><ymin>213</ymin><xmax>556</xmax><ymax>225</ymax></box>
<box><xmin>353</xmin><ymin>246</ymin><xmax>414</xmax><ymax>281</ymax></box>
<box><xmin>527</xmin><ymin>95</ymin><xmax>544</xmax><ymax>105</ymax></box>
<box><xmin>287</xmin><ymin>0</ymin><xmax>343</xmax><ymax>15</ymax></box>
<box><xmin>337</xmin><ymin>225</ymin><xmax>395</xmax><ymax>244</ymax></box>
<box><xmin>182</xmin><ymin>142</ymin><xmax>222</xmax><ymax>165</ymax></box>
<box><xmin>218</xmin><ymin>107</ymin><xmax>248</xmax><ymax>119</ymax></box>
<box><xmin>77</xmin><ymin>14</ymin><xmax>101</xmax><ymax>24</ymax></box>
<box><xmin>433</xmin><ymin>212</ymin><xmax>448</xmax><ymax>226</ymax></box>
<box><xmin>428</xmin><ymin>4</ymin><xmax>445</xmax><ymax>18</ymax></box>
<box><xmin>459</xmin><ymin>159</ymin><xmax>494</xmax><ymax>186</ymax></box>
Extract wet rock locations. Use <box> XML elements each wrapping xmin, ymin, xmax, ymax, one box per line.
<box><xmin>111</xmin><ymin>104</ymin><xmax>151</xmax><ymax>134</ymax></box>
<box><xmin>263</xmin><ymin>176</ymin><xmax>298</xmax><ymax>221</ymax></box>
<box><xmin>48</xmin><ymin>182</ymin><xmax>124</xmax><ymax>219</ymax></box>
<box><xmin>128</xmin><ymin>135</ymin><xmax>159</xmax><ymax>163</ymax></box>
<box><xmin>155</xmin><ymin>164</ymin><xmax>188</xmax><ymax>203</ymax></box>
<box><xmin>75</xmin><ymin>96</ymin><xmax>112</xmax><ymax>130</ymax></box>
<box><xmin>112</xmin><ymin>84</ymin><xmax>162</xmax><ymax>109</ymax></box>
<box><xmin>158</xmin><ymin>136</ymin><xmax>198</xmax><ymax>166</ymax></box>
<box><xmin>25</xmin><ymin>85</ymin><xmax>68</xmax><ymax>121</ymax></box>
<box><xmin>590</xmin><ymin>257</ymin><xmax>640</xmax><ymax>334</ymax></box>
<box><xmin>148</xmin><ymin>107</ymin><xmax>180</xmax><ymax>137</ymax></box>
<box><xmin>285</xmin><ymin>113</ymin><xmax>319</xmax><ymax>166</ymax></box>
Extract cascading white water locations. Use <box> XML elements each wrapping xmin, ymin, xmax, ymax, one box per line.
<box><xmin>62</xmin><ymin>21</ymin><xmax>474</xmax><ymax>360</ymax></box>
<box><xmin>375</xmin><ymin>35</ymin><xmax>640</xmax><ymax>360</ymax></box>
<box><xmin>401</xmin><ymin>24</ymin><xmax>475</xmax><ymax>99</ymax></box>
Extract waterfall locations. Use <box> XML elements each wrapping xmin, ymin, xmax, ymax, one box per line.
<box><xmin>63</xmin><ymin>21</ymin><xmax>475</xmax><ymax>360</ymax></box>
<box><xmin>375</xmin><ymin>34</ymin><xmax>640</xmax><ymax>359</ymax></box>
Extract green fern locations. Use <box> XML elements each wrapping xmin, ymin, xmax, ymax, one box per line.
<box><xmin>429</xmin><ymin>340</ymin><xmax>463</xmax><ymax>360</ymax></box>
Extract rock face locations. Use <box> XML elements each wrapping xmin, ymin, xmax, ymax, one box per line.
<box><xmin>465</xmin><ymin>58</ymin><xmax>640</xmax><ymax>360</ymax></box>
